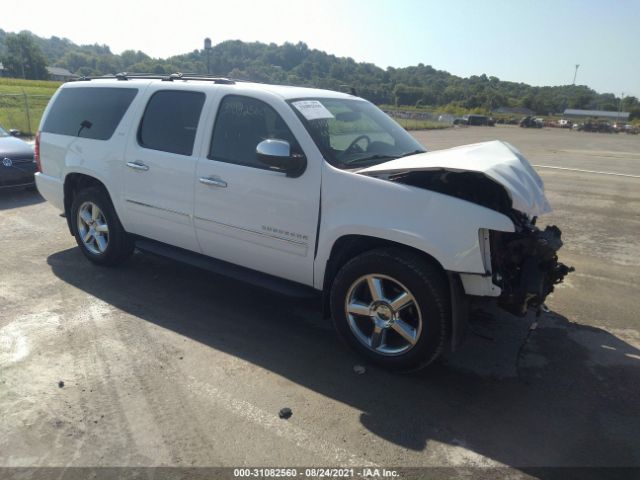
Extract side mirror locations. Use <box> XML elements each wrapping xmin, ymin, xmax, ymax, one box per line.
<box><xmin>256</xmin><ymin>139</ymin><xmax>306</xmax><ymax>178</ymax></box>
<box><xmin>9</xmin><ymin>129</ymin><xmax>20</xmax><ymax>137</ymax></box>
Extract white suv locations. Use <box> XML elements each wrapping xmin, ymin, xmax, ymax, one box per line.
<box><xmin>35</xmin><ymin>74</ymin><xmax>571</xmax><ymax>369</ymax></box>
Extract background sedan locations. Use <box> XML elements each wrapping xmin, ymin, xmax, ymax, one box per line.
<box><xmin>0</xmin><ymin>125</ymin><xmax>36</xmax><ymax>190</ymax></box>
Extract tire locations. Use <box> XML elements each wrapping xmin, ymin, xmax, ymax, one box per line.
<box><xmin>330</xmin><ymin>248</ymin><xmax>450</xmax><ymax>370</ymax></box>
<box><xmin>70</xmin><ymin>186</ymin><xmax>134</xmax><ymax>266</ymax></box>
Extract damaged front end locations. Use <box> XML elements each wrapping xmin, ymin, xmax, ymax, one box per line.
<box><xmin>377</xmin><ymin>168</ymin><xmax>573</xmax><ymax>316</ymax></box>
<box><xmin>388</xmin><ymin>170</ymin><xmax>574</xmax><ymax>315</ymax></box>
<box><xmin>358</xmin><ymin>140</ymin><xmax>574</xmax><ymax>316</ymax></box>
<box><xmin>489</xmin><ymin>213</ymin><xmax>574</xmax><ymax>316</ymax></box>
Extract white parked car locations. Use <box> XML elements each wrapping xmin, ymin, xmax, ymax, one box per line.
<box><xmin>35</xmin><ymin>74</ymin><xmax>571</xmax><ymax>369</ymax></box>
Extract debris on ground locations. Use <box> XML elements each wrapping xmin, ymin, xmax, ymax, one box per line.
<box><xmin>278</xmin><ymin>407</ymin><xmax>292</xmax><ymax>419</ymax></box>
<box><xmin>58</xmin><ymin>381</ymin><xmax>64</xmax><ymax>388</ymax></box>
<box><xmin>516</xmin><ymin>319</ymin><xmax>540</xmax><ymax>383</ymax></box>
<box><xmin>353</xmin><ymin>365</ymin><xmax>366</xmax><ymax>375</ymax></box>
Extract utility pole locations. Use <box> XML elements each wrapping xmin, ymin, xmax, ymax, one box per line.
<box><xmin>22</xmin><ymin>89</ymin><xmax>32</xmax><ymax>134</ymax></box>
<box><xmin>19</xmin><ymin>41</ymin><xmax>27</xmax><ymax>79</ymax></box>
<box><xmin>618</xmin><ymin>92</ymin><xmax>624</xmax><ymax>124</ymax></box>
<box><xmin>204</xmin><ymin>38</ymin><xmax>212</xmax><ymax>75</ymax></box>
<box><xmin>572</xmin><ymin>64</ymin><xmax>580</xmax><ymax>85</ymax></box>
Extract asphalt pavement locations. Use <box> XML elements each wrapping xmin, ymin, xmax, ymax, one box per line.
<box><xmin>1</xmin><ymin>126</ymin><xmax>638</xmax><ymax>479</ymax></box>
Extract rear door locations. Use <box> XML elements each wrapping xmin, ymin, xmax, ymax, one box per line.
<box><xmin>122</xmin><ymin>87</ymin><xmax>206</xmax><ymax>252</ymax></box>
<box><xmin>193</xmin><ymin>93</ymin><xmax>322</xmax><ymax>285</ymax></box>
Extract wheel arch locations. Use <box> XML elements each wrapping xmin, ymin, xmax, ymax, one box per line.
<box><xmin>63</xmin><ymin>173</ymin><xmax>112</xmax><ymax>235</ymax></box>
<box><xmin>321</xmin><ymin>234</ymin><xmax>446</xmax><ymax>295</ymax></box>
<box><xmin>320</xmin><ymin>234</ymin><xmax>468</xmax><ymax>351</ymax></box>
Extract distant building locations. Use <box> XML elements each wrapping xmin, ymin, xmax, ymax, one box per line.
<box><xmin>46</xmin><ymin>66</ymin><xmax>79</xmax><ymax>82</ymax></box>
<box><xmin>563</xmin><ymin>109</ymin><xmax>629</xmax><ymax>122</ymax></box>
<box><xmin>492</xmin><ymin>106</ymin><xmax>535</xmax><ymax>116</ymax></box>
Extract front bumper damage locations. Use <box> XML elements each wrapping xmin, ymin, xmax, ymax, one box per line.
<box><xmin>490</xmin><ymin>213</ymin><xmax>574</xmax><ymax>316</ymax></box>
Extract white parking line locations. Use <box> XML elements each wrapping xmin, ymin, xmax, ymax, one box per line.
<box><xmin>533</xmin><ymin>165</ymin><xmax>640</xmax><ymax>178</ymax></box>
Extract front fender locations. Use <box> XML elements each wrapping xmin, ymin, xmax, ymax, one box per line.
<box><xmin>314</xmin><ymin>167</ymin><xmax>514</xmax><ymax>289</ymax></box>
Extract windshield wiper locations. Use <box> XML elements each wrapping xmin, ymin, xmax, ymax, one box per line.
<box><xmin>398</xmin><ymin>149</ymin><xmax>426</xmax><ymax>158</ymax></box>
<box><xmin>343</xmin><ymin>154</ymin><xmax>398</xmax><ymax>166</ymax></box>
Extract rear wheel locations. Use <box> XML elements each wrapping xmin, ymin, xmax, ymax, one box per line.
<box><xmin>330</xmin><ymin>248</ymin><xmax>450</xmax><ymax>370</ymax></box>
<box><xmin>70</xmin><ymin>186</ymin><xmax>134</xmax><ymax>266</ymax></box>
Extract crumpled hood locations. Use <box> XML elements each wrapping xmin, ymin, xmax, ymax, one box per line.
<box><xmin>358</xmin><ymin>140</ymin><xmax>551</xmax><ymax>216</ymax></box>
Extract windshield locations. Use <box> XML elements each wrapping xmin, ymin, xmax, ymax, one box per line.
<box><xmin>288</xmin><ymin>98</ymin><xmax>426</xmax><ymax>169</ymax></box>
<box><xmin>0</xmin><ymin>125</ymin><xmax>8</xmax><ymax>137</ymax></box>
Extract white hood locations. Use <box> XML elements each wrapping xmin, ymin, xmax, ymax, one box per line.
<box><xmin>358</xmin><ymin>140</ymin><xmax>551</xmax><ymax>216</ymax></box>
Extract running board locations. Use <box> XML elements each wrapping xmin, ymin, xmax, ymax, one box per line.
<box><xmin>134</xmin><ymin>238</ymin><xmax>320</xmax><ymax>299</ymax></box>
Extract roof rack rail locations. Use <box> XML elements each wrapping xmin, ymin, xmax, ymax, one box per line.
<box><xmin>73</xmin><ymin>72</ymin><xmax>236</xmax><ymax>85</ymax></box>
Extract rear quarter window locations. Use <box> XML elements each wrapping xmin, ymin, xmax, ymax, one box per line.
<box><xmin>42</xmin><ymin>87</ymin><xmax>138</xmax><ymax>140</ymax></box>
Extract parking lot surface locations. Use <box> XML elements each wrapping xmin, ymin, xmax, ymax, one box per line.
<box><xmin>1</xmin><ymin>126</ymin><xmax>639</xmax><ymax>477</ymax></box>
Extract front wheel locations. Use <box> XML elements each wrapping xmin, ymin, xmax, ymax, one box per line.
<box><xmin>330</xmin><ymin>248</ymin><xmax>450</xmax><ymax>370</ymax></box>
<box><xmin>70</xmin><ymin>186</ymin><xmax>134</xmax><ymax>266</ymax></box>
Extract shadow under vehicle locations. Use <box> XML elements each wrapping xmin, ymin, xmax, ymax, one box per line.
<box><xmin>0</xmin><ymin>187</ymin><xmax>44</xmax><ymax>210</ymax></box>
<box><xmin>47</xmin><ymin>247</ymin><xmax>640</xmax><ymax>477</ymax></box>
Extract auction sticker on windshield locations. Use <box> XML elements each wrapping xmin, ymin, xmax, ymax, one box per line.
<box><xmin>292</xmin><ymin>100</ymin><xmax>335</xmax><ymax>121</ymax></box>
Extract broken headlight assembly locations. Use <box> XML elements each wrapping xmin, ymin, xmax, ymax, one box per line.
<box><xmin>490</xmin><ymin>213</ymin><xmax>574</xmax><ymax>316</ymax></box>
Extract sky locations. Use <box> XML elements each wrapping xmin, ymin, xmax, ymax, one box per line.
<box><xmin>2</xmin><ymin>0</ymin><xmax>639</xmax><ymax>97</ymax></box>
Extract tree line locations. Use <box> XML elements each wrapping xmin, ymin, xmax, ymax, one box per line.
<box><xmin>1</xmin><ymin>29</ymin><xmax>638</xmax><ymax>118</ymax></box>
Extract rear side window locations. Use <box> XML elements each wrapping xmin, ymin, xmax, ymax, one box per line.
<box><xmin>42</xmin><ymin>87</ymin><xmax>137</xmax><ymax>140</ymax></box>
<box><xmin>138</xmin><ymin>90</ymin><xmax>205</xmax><ymax>156</ymax></box>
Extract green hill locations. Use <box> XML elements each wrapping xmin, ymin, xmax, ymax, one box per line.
<box><xmin>1</xmin><ymin>28</ymin><xmax>638</xmax><ymax>120</ymax></box>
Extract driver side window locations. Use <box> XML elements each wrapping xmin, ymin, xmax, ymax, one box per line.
<box><xmin>209</xmin><ymin>95</ymin><xmax>300</xmax><ymax>169</ymax></box>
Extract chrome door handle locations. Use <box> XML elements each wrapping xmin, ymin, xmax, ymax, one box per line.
<box><xmin>199</xmin><ymin>176</ymin><xmax>227</xmax><ymax>188</ymax></box>
<box><xmin>126</xmin><ymin>161</ymin><xmax>149</xmax><ymax>171</ymax></box>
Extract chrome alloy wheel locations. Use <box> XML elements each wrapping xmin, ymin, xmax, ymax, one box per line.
<box><xmin>345</xmin><ymin>274</ymin><xmax>422</xmax><ymax>355</ymax></box>
<box><xmin>77</xmin><ymin>201</ymin><xmax>109</xmax><ymax>255</ymax></box>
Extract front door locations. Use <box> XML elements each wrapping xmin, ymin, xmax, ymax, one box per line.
<box><xmin>193</xmin><ymin>94</ymin><xmax>321</xmax><ymax>285</ymax></box>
